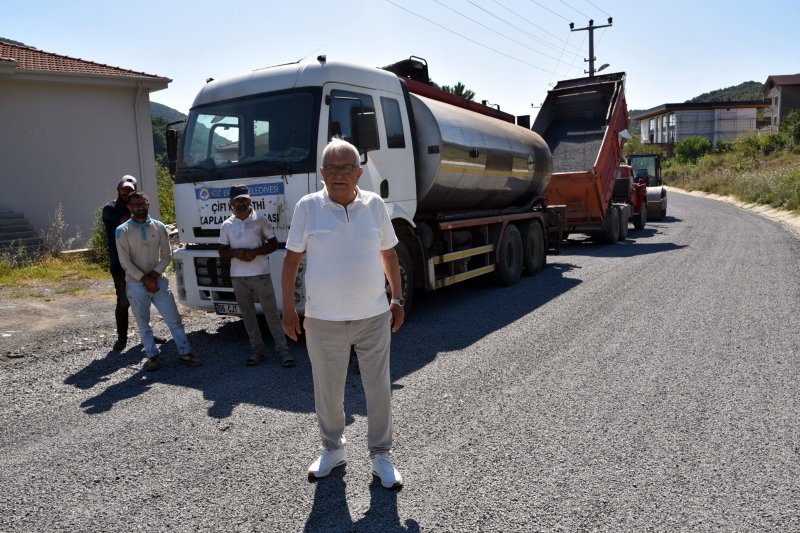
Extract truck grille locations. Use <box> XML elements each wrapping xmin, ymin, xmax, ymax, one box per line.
<box><xmin>194</xmin><ymin>257</ymin><xmax>232</xmax><ymax>288</ymax></box>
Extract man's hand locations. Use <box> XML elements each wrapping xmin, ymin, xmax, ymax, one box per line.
<box><xmin>238</xmin><ymin>249</ymin><xmax>258</xmax><ymax>262</ymax></box>
<box><xmin>282</xmin><ymin>309</ymin><xmax>302</xmax><ymax>341</ymax></box>
<box><xmin>143</xmin><ymin>276</ymin><xmax>159</xmax><ymax>293</ymax></box>
<box><xmin>142</xmin><ymin>271</ymin><xmax>160</xmax><ymax>293</ymax></box>
<box><xmin>390</xmin><ymin>303</ymin><xmax>404</xmax><ymax>332</ymax></box>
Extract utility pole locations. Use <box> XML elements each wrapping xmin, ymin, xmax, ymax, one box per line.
<box><xmin>570</xmin><ymin>17</ymin><xmax>612</xmax><ymax>77</ymax></box>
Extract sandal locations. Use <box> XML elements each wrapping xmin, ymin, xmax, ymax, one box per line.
<box><xmin>280</xmin><ymin>352</ymin><xmax>296</xmax><ymax>368</ymax></box>
<box><xmin>246</xmin><ymin>354</ymin><xmax>264</xmax><ymax>366</ymax></box>
<box><xmin>179</xmin><ymin>353</ymin><xmax>203</xmax><ymax>367</ymax></box>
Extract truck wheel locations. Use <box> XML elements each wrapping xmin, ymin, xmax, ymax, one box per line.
<box><xmin>617</xmin><ymin>206</ymin><xmax>629</xmax><ymax>240</ymax></box>
<box><xmin>601</xmin><ymin>206</ymin><xmax>619</xmax><ymax>244</ymax></box>
<box><xmin>494</xmin><ymin>224</ymin><xmax>523</xmax><ymax>286</ymax></box>
<box><xmin>521</xmin><ymin>221</ymin><xmax>545</xmax><ymax>276</ymax></box>
<box><xmin>633</xmin><ymin>205</ymin><xmax>646</xmax><ymax>230</ymax></box>
<box><xmin>387</xmin><ymin>241</ymin><xmax>414</xmax><ymax>315</ymax></box>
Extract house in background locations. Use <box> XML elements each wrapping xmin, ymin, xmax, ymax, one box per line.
<box><xmin>631</xmin><ymin>100</ymin><xmax>767</xmax><ymax>149</ymax></box>
<box><xmin>762</xmin><ymin>74</ymin><xmax>800</xmax><ymax>132</ymax></box>
<box><xmin>0</xmin><ymin>41</ymin><xmax>169</xmax><ymax>251</ymax></box>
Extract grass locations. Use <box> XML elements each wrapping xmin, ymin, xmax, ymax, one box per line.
<box><xmin>664</xmin><ymin>150</ymin><xmax>800</xmax><ymax>214</ymax></box>
<box><xmin>0</xmin><ymin>254</ymin><xmax>110</xmax><ymax>300</ymax></box>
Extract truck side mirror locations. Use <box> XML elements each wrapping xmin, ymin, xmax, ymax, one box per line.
<box><xmin>352</xmin><ymin>111</ymin><xmax>380</xmax><ymax>153</ymax></box>
<box><xmin>165</xmin><ymin>120</ymin><xmax>185</xmax><ymax>176</ymax></box>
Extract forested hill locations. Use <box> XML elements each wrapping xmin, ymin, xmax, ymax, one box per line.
<box><xmin>687</xmin><ymin>81</ymin><xmax>764</xmax><ymax>103</ymax></box>
<box><xmin>150</xmin><ymin>102</ymin><xmax>187</xmax><ymax>123</ymax></box>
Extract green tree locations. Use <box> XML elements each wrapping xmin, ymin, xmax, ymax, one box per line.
<box><xmin>780</xmin><ymin>108</ymin><xmax>800</xmax><ymax>145</ymax></box>
<box><xmin>623</xmin><ymin>133</ymin><xmax>664</xmax><ymax>157</ymax></box>
<box><xmin>675</xmin><ymin>136</ymin><xmax>712</xmax><ymax>164</ymax></box>
<box><xmin>156</xmin><ymin>163</ymin><xmax>175</xmax><ymax>224</ymax></box>
<box><xmin>152</xmin><ymin>116</ymin><xmax>169</xmax><ymax>167</ymax></box>
<box><xmin>440</xmin><ymin>82</ymin><xmax>475</xmax><ymax>101</ymax></box>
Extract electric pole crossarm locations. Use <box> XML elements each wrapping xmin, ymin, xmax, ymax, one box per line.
<box><xmin>569</xmin><ymin>17</ymin><xmax>613</xmax><ymax>77</ymax></box>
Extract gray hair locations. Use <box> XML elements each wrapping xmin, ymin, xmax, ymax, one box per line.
<box><xmin>322</xmin><ymin>137</ymin><xmax>360</xmax><ymax>167</ymax></box>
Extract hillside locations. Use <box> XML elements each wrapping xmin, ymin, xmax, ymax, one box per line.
<box><xmin>150</xmin><ymin>101</ymin><xmax>187</xmax><ymax>123</ymax></box>
<box><xmin>687</xmin><ymin>81</ymin><xmax>764</xmax><ymax>103</ymax></box>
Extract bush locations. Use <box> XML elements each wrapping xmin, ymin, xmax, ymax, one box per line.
<box><xmin>42</xmin><ymin>203</ymin><xmax>82</xmax><ymax>255</ymax></box>
<box><xmin>733</xmin><ymin>132</ymin><xmax>761</xmax><ymax>159</ymax></box>
<box><xmin>675</xmin><ymin>136</ymin><xmax>712</xmax><ymax>164</ymax></box>
<box><xmin>781</xmin><ymin>108</ymin><xmax>800</xmax><ymax>146</ymax></box>
<box><xmin>88</xmin><ymin>207</ymin><xmax>110</xmax><ymax>269</ymax></box>
<box><xmin>758</xmin><ymin>133</ymin><xmax>786</xmax><ymax>156</ymax></box>
<box><xmin>156</xmin><ymin>163</ymin><xmax>175</xmax><ymax>225</ymax></box>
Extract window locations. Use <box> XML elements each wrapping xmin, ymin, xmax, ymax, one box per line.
<box><xmin>177</xmin><ymin>89</ymin><xmax>318</xmax><ymax>182</ymax></box>
<box><xmin>380</xmin><ymin>97</ymin><xmax>406</xmax><ymax>148</ymax></box>
<box><xmin>328</xmin><ymin>89</ymin><xmax>376</xmax><ymax>149</ymax></box>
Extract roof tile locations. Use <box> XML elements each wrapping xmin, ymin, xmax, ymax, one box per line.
<box><xmin>0</xmin><ymin>41</ymin><xmax>164</xmax><ymax>79</ymax></box>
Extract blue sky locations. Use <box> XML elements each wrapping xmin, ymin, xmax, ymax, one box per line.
<box><xmin>4</xmin><ymin>0</ymin><xmax>798</xmax><ymax>117</ymax></box>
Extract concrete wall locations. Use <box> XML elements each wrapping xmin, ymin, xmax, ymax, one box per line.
<box><xmin>0</xmin><ymin>78</ymin><xmax>160</xmax><ymax>247</ymax></box>
<box><xmin>641</xmin><ymin>107</ymin><xmax>760</xmax><ymax>147</ymax></box>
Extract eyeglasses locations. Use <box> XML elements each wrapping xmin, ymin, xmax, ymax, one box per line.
<box><xmin>322</xmin><ymin>164</ymin><xmax>359</xmax><ymax>175</ymax></box>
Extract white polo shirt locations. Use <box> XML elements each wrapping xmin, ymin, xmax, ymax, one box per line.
<box><xmin>219</xmin><ymin>210</ymin><xmax>276</xmax><ymax>277</ymax></box>
<box><xmin>285</xmin><ymin>187</ymin><xmax>398</xmax><ymax>321</ymax></box>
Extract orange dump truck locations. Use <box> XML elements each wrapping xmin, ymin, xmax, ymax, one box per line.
<box><xmin>532</xmin><ymin>73</ymin><xmax>640</xmax><ymax>243</ymax></box>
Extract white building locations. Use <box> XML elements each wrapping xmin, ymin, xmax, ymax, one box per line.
<box><xmin>632</xmin><ymin>101</ymin><xmax>767</xmax><ymax>147</ymax></box>
<box><xmin>0</xmin><ymin>41</ymin><xmax>170</xmax><ymax>248</ymax></box>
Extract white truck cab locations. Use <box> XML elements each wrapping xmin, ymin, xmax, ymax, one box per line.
<box><xmin>170</xmin><ymin>57</ymin><xmax>417</xmax><ymax>315</ymax></box>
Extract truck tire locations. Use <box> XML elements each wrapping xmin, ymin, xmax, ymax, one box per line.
<box><xmin>521</xmin><ymin>221</ymin><xmax>545</xmax><ymax>276</ymax></box>
<box><xmin>600</xmin><ymin>206</ymin><xmax>619</xmax><ymax>244</ymax></box>
<box><xmin>493</xmin><ymin>224</ymin><xmax>523</xmax><ymax>286</ymax></box>
<box><xmin>633</xmin><ymin>205</ymin><xmax>646</xmax><ymax>230</ymax></box>
<box><xmin>617</xmin><ymin>206</ymin><xmax>629</xmax><ymax>240</ymax></box>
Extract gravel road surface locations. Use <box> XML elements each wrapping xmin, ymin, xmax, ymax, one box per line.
<box><xmin>1</xmin><ymin>191</ymin><xmax>799</xmax><ymax>532</ymax></box>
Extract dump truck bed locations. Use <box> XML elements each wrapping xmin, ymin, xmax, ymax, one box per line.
<box><xmin>533</xmin><ymin>73</ymin><xmax>628</xmax><ymax>228</ymax></box>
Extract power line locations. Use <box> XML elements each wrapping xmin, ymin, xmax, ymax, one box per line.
<box><xmin>450</xmin><ymin>0</ymin><xmax>576</xmax><ymax>61</ymax></box>
<box><xmin>385</xmin><ymin>0</ymin><xmax>562</xmax><ymax>75</ymax></box>
<box><xmin>488</xmin><ymin>0</ymin><xmax>583</xmax><ymax>53</ymax></box>
<box><xmin>584</xmin><ymin>0</ymin><xmax>612</xmax><ymax>18</ymax></box>
<box><xmin>559</xmin><ymin>0</ymin><xmax>591</xmax><ymax>19</ymax></box>
<box><xmin>529</xmin><ymin>0</ymin><xmax>571</xmax><ymax>22</ymax></box>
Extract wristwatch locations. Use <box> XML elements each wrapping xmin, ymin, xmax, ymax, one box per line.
<box><xmin>390</xmin><ymin>298</ymin><xmax>405</xmax><ymax>307</ymax></box>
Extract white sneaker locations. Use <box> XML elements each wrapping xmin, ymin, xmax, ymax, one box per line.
<box><xmin>371</xmin><ymin>453</ymin><xmax>403</xmax><ymax>489</ymax></box>
<box><xmin>308</xmin><ymin>447</ymin><xmax>346</xmax><ymax>479</ymax></box>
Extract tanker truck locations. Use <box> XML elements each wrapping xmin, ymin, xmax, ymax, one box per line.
<box><xmin>166</xmin><ymin>56</ymin><xmax>562</xmax><ymax>315</ymax></box>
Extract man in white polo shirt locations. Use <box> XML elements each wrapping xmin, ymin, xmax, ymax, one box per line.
<box><xmin>281</xmin><ymin>137</ymin><xmax>405</xmax><ymax>489</ymax></box>
<box><xmin>220</xmin><ymin>184</ymin><xmax>292</xmax><ymax>367</ymax></box>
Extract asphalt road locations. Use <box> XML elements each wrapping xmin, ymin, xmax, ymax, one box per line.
<box><xmin>1</xmin><ymin>191</ymin><xmax>799</xmax><ymax>532</ymax></box>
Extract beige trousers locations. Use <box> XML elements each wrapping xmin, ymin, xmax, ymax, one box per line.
<box><xmin>304</xmin><ymin>311</ymin><xmax>393</xmax><ymax>456</ymax></box>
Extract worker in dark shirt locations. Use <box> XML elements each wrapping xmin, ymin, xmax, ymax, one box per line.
<box><xmin>102</xmin><ymin>175</ymin><xmax>165</xmax><ymax>351</ymax></box>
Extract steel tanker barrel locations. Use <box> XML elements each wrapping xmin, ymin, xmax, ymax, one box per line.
<box><xmin>410</xmin><ymin>94</ymin><xmax>553</xmax><ymax>216</ymax></box>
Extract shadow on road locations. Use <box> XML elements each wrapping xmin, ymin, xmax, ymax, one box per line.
<box><xmin>303</xmin><ymin>468</ymin><xmax>420</xmax><ymax>532</ymax></box>
<box><xmin>66</xmin><ymin>261</ymin><xmax>585</xmax><ymax>419</ymax></box>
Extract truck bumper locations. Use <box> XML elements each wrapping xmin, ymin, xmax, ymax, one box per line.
<box><xmin>172</xmin><ymin>247</ymin><xmax>303</xmax><ymax>315</ymax></box>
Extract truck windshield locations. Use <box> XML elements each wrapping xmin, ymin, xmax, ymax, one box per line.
<box><xmin>175</xmin><ymin>89</ymin><xmax>319</xmax><ymax>183</ymax></box>
<box><xmin>629</xmin><ymin>156</ymin><xmax>658</xmax><ymax>186</ymax></box>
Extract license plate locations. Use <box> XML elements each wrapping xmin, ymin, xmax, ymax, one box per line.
<box><xmin>214</xmin><ymin>302</ymin><xmax>240</xmax><ymax>316</ymax></box>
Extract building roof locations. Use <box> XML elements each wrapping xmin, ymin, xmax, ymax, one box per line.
<box><xmin>765</xmin><ymin>74</ymin><xmax>800</xmax><ymax>86</ymax></box>
<box><xmin>764</xmin><ymin>74</ymin><xmax>800</xmax><ymax>96</ymax></box>
<box><xmin>631</xmin><ymin>101</ymin><xmax>767</xmax><ymax>121</ymax></box>
<box><xmin>0</xmin><ymin>41</ymin><xmax>169</xmax><ymax>86</ymax></box>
